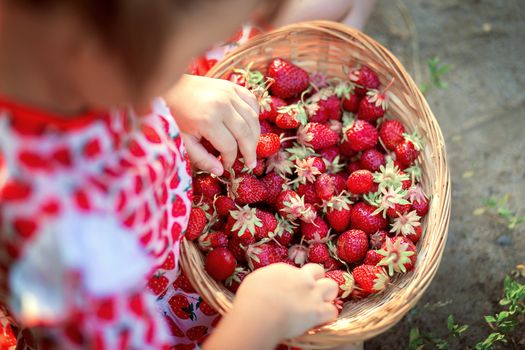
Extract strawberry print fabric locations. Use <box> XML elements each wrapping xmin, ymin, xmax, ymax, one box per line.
<box><xmin>0</xmin><ymin>98</ymin><xmax>199</xmax><ymax>349</ymax></box>
<box><xmin>0</xmin><ymin>23</ymin><xmax>297</xmax><ymax>350</ymax></box>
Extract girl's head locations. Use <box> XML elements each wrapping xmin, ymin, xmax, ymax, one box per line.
<box><xmin>0</xmin><ymin>0</ymin><xmax>281</xmax><ymax>110</ymax></box>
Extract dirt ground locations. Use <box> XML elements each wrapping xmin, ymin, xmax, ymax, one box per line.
<box><xmin>362</xmin><ymin>0</ymin><xmax>525</xmax><ymax>349</ymax></box>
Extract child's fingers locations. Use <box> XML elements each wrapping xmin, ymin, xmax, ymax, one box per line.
<box><xmin>181</xmin><ymin>133</ymin><xmax>224</xmax><ymax>176</ymax></box>
<box><xmin>316</xmin><ymin>302</ymin><xmax>338</xmax><ymax>324</ymax></box>
<box><xmin>224</xmin><ymin>110</ymin><xmax>257</xmax><ymax>168</ymax></box>
<box><xmin>231</xmin><ymin>97</ymin><xmax>261</xmax><ymax>141</ymax></box>
<box><xmin>233</xmin><ymin>85</ymin><xmax>260</xmax><ymax>116</ymax></box>
<box><xmin>202</xmin><ymin>124</ymin><xmax>238</xmax><ymax>170</ymax></box>
<box><xmin>315</xmin><ymin>278</ymin><xmax>339</xmax><ymax>302</ymax></box>
<box><xmin>301</xmin><ymin>263</ymin><xmax>325</xmax><ymax>281</ymax></box>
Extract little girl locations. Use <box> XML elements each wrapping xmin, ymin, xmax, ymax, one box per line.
<box><xmin>0</xmin><ymin>0</ymin><xmax>340</xmax><ymax>349</ymax></box>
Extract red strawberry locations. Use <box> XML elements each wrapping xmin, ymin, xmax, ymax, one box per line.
<box><xmin>412</xmin><ymin>197</ymin><xmax>429</xmax><ymax>217</ymax></box>
<box><xmin>273</xmin><ymin>216</ymin><xmax>297</xmax><ymax>246</ymax></box>
<box><xmin>254</xmin><ymin>210</ymin><xmax>278</xmax><ymax>240</ymax></box>
<box><xmin>272</xmin><ymin>243</ymin><xmax>289</xmax><ymax>261</ymax></box>
<box><xmin>357</xmin><ymin>90</ymin><xmax>388</xmax><ymax>122</ymax></box>
<box><xmin>339</xmin><ymin>139</ymin><xmax>358</xmax><ymax>157</ymax></box>
<box><xmin>294</xmin><ymin>156</ymin><xmax>326</xmax><ymax>184</ymax></box>
<box><xmin>246</xmin><ymin>243</ymin><xmax>280</xmax><ymax>270</ymax></box>
<box><xmin>406</xmin><ymin>225</ymin><xmax>423</xmax><ymax>244</ymax></box>
<box><xmin>315</xmin><ymin>173</ymin><xmax>336</xmax><ymax>201</ymax></box>
<box><xmin>186</xmin><ymin>326</ymin><xmax>208</xmax><ymax>342</ymax></box>
<box><xmin>353</xmin><ymin>265</ymin><xmax>389</xmax><ymax>294</ymax></box>
<box><xmin>225</xmin><ymin>267</ymin><xmax>249</xmax><ymax>293</ymax></box>
<box><xmin>198</xmin><ymin>231</ymin><xmax>229</xmax><ymax>251</ymax></box>
<box><xmin>348</xmin><ymin>65</ymin><xmax>380</xmax><ymax>95</ymax></box>
<box><xmin>379</xmin><ymin>119</ymin><xmax>405</xmax><ymax>150</ymax></box>
<box><xmin>347</xmin><ymin>170</ymin><xmax>374</xmax><ymax>195</ymax></box>
<box><xmin>323</xmin><ymin>257</ymin><xmax>343</xmax><ymax>271</ymax></box>
<box><xmin>226</xmin><ymin>205</ymin><xmax>262</xmax><ymax>240</ymax></box>
<box><xmin>185</xmin><ymin>207</ymin><xmax>207</xmax><ymax>241</ymax></box>
<box><xmin>275</xmin><ymin>190</ymin><xmax>306</xmax><ymax>221</ymax></box>
<box><xmin>193</xmin><ymin>174</ymin><xmax>222</xmax><ymax>199</ymax></box>
<box><xmin>364</xmin><ymin>250</ymin><xmax>383</xmax><ymax>265</ymax></box>
<box><xmin>378</xmin><ymin>236</ymin><xmax>417</xmax><ymax>275</ymax></box>
<box><xmin>259</xmin><ymin>120</ymin><xmax>275</xmax><ymax>134</ymax></box>
<box><xmin>337</xmin><ymin>229</ymin><xmax>369</xmax><ymax>263</ymax></box>
<box><xmin>262</xmin><ymin>172</ymin><xmax>286</xmax><ymax>205</ymax></box>
<box><xmin>252</xmin><ymin>158</ymin><xmax>266</xmax><ymax>177</ymax></box>
<box><xmin>199</xmin><ymin>298</ymin><xmax>218</xmax><ymax>316</ymax></box>
<box><xmin>342</xmin><ymin>93</ymin><xmax>362</xmax><ymax>113</ymax></box>
<box><xmin>351</xmin><ymin>202</ymin><xmax>388</xmax><ymax>234</ymax></box>
<box><xmin>331</xmin><ymin>173</ymin><xmax>348</xmax><ymax>194</ymax></box>
<box><xmin>344</xmin><ymin>120</ymin><xmax>378</xmax><ymax>151</ymax></box>
<box><xmin>229</xmin><ymin>174</ymin><xmax>268</xmax><ymax>204</ymax></box>
<box><xmin>395</xmin><ymin>141</ymin><xmax>419</xmax><ymax>166</ymax></box>
<box><xmin>325</xmin><ymin>270</ymin><xmax>355</xmax><ymax>299</ymax></box>
<box><xmin>325</xmin><ymin>195</ymin><xmax>352</xmax><ymax>233</ymax></box>
<box><xmin>205</xmin><ymin>248</ymin><xmax>237</xmax><ymax>281</ymax></box>
<box><xmin>173</xmin><ymin>271</ymin><xmax>196</xmax><ymax>293</ymax></box>
<box><xmin>301</xmin><ymin>216</ymin><xmax>329</xmax><ymax>242</ymax></box>
<box><xmin>214</xmin><ymin>195</ymin><xmax>236</xmax><ymax>217</ymax></box>
<box><xmin>307</xmin><ymin>242</ymin><xmax>331</xmax><ymax>263</ymax></box>
<box><xmin>309</xmin><ymin>94</ymin><xmax>342</xmax><ymax>123</ymax></box>
<box><xmin>227</xmin><ymin>234</ymin><xmax>254</xmax><ymax>263</ymax></box>
<box><xmin>370</xmin><ymin>230</ymin><xmax>388</xmax><ymax>249</ymax></box>
<box><xmin>268</xmin><ymin>58</ymin><xmax>310</xmax><ymax>99</ymax></box>
<box><xmin>360</xmin><ymin>149</ymin><xmax>386</xmax><ymax>172</ymax></box>
<box><xmin>386</xmin><ymin>202</ymin><xmax>412</xmax><ymax>219</ymax></box>
<box><xmin>260</xmin><ymin>96</ymin><xmax>287</xmax><ymax>122</ymax></box>
<box><xmin>318</xmin><ymin>146</ymin><xmax>339</xmax><ymax>163</ymax></box>
<box><xmin>256</xmin><ymin>133</ymin><xmax>281</xmax><ymax>158</ymax></box>
<box><xmin>169</xmin><ymin>295</ymin><xmax>195</xmax><ymax>320</ymax></box>
<box><xmin>275</xmin><ymin>109</ymin><xmax>302</xmax><ymax>129</ymax></box>
<box><xmin>147</xmin><ymin>273</ymin><xmax>169</xmax><ymax>295</ymax></box>
<box><xmin>297</xmin><ymin>182</ymin><xmax>322</xmax><ymax>206</ymax></box>
<box><xmin>297</xmin><ymin>122</ymin><xmax>339</xmax><ymax>150</ymax></box>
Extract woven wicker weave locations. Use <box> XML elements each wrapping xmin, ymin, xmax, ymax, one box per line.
<box><xmin>181</xmin><ymin>21</ymin><xmax>451</xmax><ymax>349</ymax></box>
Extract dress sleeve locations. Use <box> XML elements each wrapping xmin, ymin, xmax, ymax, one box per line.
<box><xmin>7</xmin><ymin>210</ymin><xmax>173</xmax><ymax>349</ymax></box>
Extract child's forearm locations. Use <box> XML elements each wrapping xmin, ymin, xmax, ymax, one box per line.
<box><xmin>202</xmin><ymin>304</ymin><xmax>282</xmax><ymax>350</ymax></box>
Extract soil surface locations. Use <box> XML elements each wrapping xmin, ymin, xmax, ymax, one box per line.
<box><xmin>363</xmin><ymin>0</ymin><xmax>525</xmax><ymax>349</ymax></box>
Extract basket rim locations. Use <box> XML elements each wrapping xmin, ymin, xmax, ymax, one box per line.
<box><xmin>182</xmin><ymin>20</ymin><xmax>451</xmax><ymax>348</ymax></box>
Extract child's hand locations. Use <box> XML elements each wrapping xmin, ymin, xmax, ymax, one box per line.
<box><xmin>166</xmin><ymin>75</ymin><xmax>260</xmax><ymax>176</ymax></box>
<box><xmin>234</xmin><ymin>263</ymin><xmax>339</xmax><ymax>340</ymax></box>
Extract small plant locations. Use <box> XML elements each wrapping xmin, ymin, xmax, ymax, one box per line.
<box><xmin>406</xmin><ymin>267</ymin><xmax>524</xmax><ymax>350</ymax></box>
<box><xmin>420</xmin><ymin>57</ymin><xmax>451</xmax><ymax>94</ymax></box>
<box><xmin>407</xmin><ymin>315</ymin><xmax>468</xmax><ymax>350</ymax></box>
<box><xmin>481</xmin><ymin>195</ymin><xmax>525</xmax><ymax>230</ymax></box>
<box><xmin>475</xmin><ymin>272</ymin><xmax>525</xmax><ymax>349</ymax></box>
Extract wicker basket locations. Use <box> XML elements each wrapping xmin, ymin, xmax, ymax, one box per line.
<box><xmin>181</xmin><ymin>20</ymin><xmax>451</xmax><ymax>348</ymax></box>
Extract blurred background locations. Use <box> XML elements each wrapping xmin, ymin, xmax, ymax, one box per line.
<box><xmin>361</xmin><ymin>0</ymin><xmax>525</xmax><ymax>349</ymax></box>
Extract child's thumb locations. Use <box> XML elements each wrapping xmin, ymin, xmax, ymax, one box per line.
<box><xmin>182</xmin><ymin>133</ymin><xmax>224</xmax><ymax>176</ymax></box>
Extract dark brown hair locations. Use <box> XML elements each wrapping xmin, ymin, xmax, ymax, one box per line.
<box><xmin>12</xmin><ymin>0</ymin><xmax>283</xmax><ymax>85</ymax></box>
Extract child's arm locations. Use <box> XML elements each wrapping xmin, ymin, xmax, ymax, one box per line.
<box><xmin>165</xmin><ymin>75</ymin><xmax>260</xmax><ymax>176</ymax></box>
<box><xmin>203</xmin><ymin>263</ymin><xmax>338</xmax><ymax>350</ymax></box>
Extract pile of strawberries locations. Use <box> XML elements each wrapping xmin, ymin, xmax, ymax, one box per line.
<box><xmin>186</xmin><ymin>58</ymin><xmax>429</xmax><ymax>303</ymax></box>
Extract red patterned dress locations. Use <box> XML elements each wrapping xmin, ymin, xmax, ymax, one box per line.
<box><xmin>0</xmin><ymin>24</ymin><xmax>271</xmax><ymax>350</ymax></box>
<box><xmin>0</xmin><ymin>97</ymin><xmax>223</xmax><ymax>350</ymax></box>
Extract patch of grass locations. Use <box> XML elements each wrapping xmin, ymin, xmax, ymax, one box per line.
<box><xmin>482</xmin><ymin>195</ymin><xmax>525</xmax><ymax>230</ymax></box>
<box><xmin>420</xmin><ymin>57</ymin><xmax>451</xmax><ymax>94</ymax></box>
<box><xmin>406</xmin><ymin>267</ymin><xmax>525</xmax><ymax>349</ymax></box>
